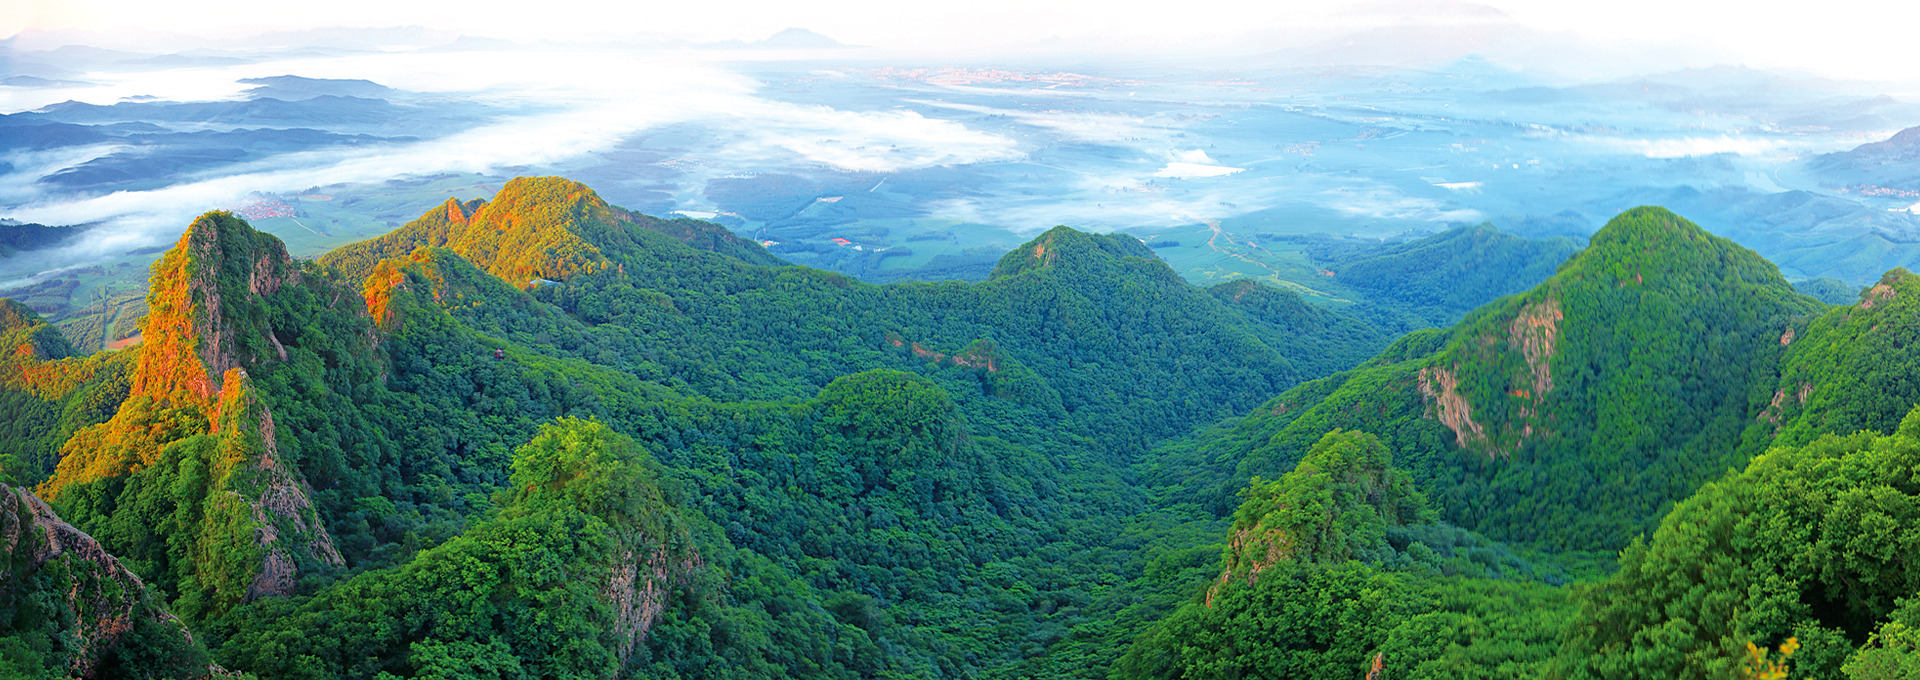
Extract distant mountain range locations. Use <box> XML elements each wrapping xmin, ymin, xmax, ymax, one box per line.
<box><xmin>238</xmin><ymin>75</ymin><xmax>398</xmax><ymax>101</ymax></box>
<box><xmin>703</xmin><ymin>27</ymin><xmax>853</xmax><ymax>50</ymax></box>
<box><xmin>4</xmin><ymin>178</ymin><xmax>1920</xmax><ymax>678</ymax></box>
<box><xmin>1810</xmin><ymin>124</ymin><xmax>1920</xmax><ymax>192</ymax></box>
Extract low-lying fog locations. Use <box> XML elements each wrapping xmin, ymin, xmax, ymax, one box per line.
<box><xmin>6</xmin><ymin>17</ymin><xmax>1920</xmax><ymax>290</ymax></box>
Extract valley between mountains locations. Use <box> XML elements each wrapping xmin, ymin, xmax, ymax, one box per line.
<box><xmin>2</xmin><ymin>176</ymin><xmax>1917</xmax><ymax>679</ymax></box>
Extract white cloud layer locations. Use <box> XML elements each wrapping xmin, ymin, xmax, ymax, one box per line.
<box><xmin>1597</xmin><ymin>136</ymin><xmax>1809</xmax><ymax>160</ymax></box>
<box><xmin>11</xmin><ymin>0</ymin><xmax>1920</xmax><ymax>83</ymax></box>
<box><xmin>0</xmin><ymin>48</ymin><xmax>1029</xmax><ymax>277</ymax></box>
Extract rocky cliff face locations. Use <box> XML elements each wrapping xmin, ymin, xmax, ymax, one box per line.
<box><xmin>1761</xmin><ymin>268</ymin><xmax>1920</xmax><ymax>450</ymax></box>
<box><xmin>1414</xmin><ymin>294</ymin><xmax>1562</xmax><ymax>459</ymax></box>
<box><xmin>34</xmin><ymin>211</ymin><xmax>342</xmax><ymax>612</ymax></box>
<box><xmin>130</xmin><ymin>210</ymin><xmax>297</xmax><ymax>414</ymax></box>
<box><xmin>43</xmin><ymin>211</ymin><xmax>304</xmax><ymax>496</ymax></box>
<box><xmin>207</xmin><ymin>368</ymin><xmax>343</xmax><ymax>599</ymax></box>
<box><xmin>603</xmin><ymin>542</ymin><xmax>704</xmax><ymax>663</ymax></box>
<box><xmin>0</xmin><ymin>483</ymin><xmax>205</xmax><ymax>679</ymax></box>
<box><xmin>1227</xmin><ymin>207</ymin><xmax>1824</xmax><ymax>549</ymax></box>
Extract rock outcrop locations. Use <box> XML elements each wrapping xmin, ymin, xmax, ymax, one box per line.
<box><xmin>43</xmin><ymin>211</ymin><xmax>303</xmax><ymax>494</ymax></box>
<box><xmin>130</xmin><ymin>210</ymin><xmax>297</xmax><ymax>414</ymax></box>
<box><xmin>208</xmin><ymin>368</ymin><xmax>343</xmax><ymax>599</ymax></box>
<box><xmin>1207</xmin><ymin>431</ymin><xmax>1424</xmax><ymax>605</ymax></box>
<box><xmin>33</xmin><ymin>211</ymin><xmax>342</xmax><ymax>615</ymax></box>
<box><xmin>0</xmin><ymin>483</ymin><xmax>204</xmax><ymax>679</ymax></box>
<box><xmin>603</xmin><ymin>543</ymin><xmax>704</xmax><ymax>663</ymax></box>
<box><xmin>1419</xmin><ymin>365</ymin><xmax>1487</xmax><ymax>452</ymax></box>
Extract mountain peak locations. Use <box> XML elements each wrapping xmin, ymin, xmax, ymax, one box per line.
<box><xmin>1814</xmin><ymin>124</ymin><xmax>1920</xmax><ymax>169</ymax></box>
<box><xmin>988</xmin><ymin>226</ymin><xmax>1157</xmax><ymax>280</ymax></box>
<box><xmin>237</xmin><ymin>74</ymin><xmax>395</xmax><ymax>100</ymax></box>
<box><xmin>1229</xmin><ymin>205</ymin><xmax>1819</xmax><ymax>549</ymax></box>
<box><xmin>132</xmin><ymin>210</ymin><xmax>296</xmax><ymax>411</ymax></box>
<box><xmin>37</xmin><ymin>211</ymin><xmax>341</xmax><ymax>501</ymax></box>
<box><xmin>1213</xmin><ymin>430</ymin><xmax>1426</xmax><ymax>597</ymax></box>
<box><xmin>1570</xmin><ymin>205</ymin><xmax>1788</xmax><ymax>290</ymax></box>
<box><xmin>0</xmin><ymin>297</ymin><xmax>47</xmax><ymax>332</ymax></box>
<box><xmin>752</xmin><ymin>27</ymin><xmax>846</xmax><ymax>49</ymax></box>
<box><xmin>321</xmin><ymin>176</ymin><xmax>629</xmax><ymax>288</ymax></box>
<box><xmin>0</xmin><ymin>298</ymin><xmax>76</xmax><ymax>361</ymax></box>
<box><xmin>1587</xmin><ymin>205</ymin><xmax>1709</xmax><ymax>248</ymax></box>
<box><xmin>455</xmin><ymin>176</ymin><xmax>632</xmax><ymax>286</ymax></box>
<box><xmin>1864</xmin><ymin>125</ymin><xmax>1920</xmax><ymax>150</ymax></box>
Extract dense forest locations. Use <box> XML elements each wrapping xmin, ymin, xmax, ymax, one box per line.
<box><xmin>1</xmin><ymin>177</ymin><xmax>1915</xmax><ymax>679</ymax></box>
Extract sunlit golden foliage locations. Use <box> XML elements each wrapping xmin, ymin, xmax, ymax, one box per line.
<box><xmin>1742</xmin><ymin>637</ymin><xmax>1802</xmax><ymax>680</ymax></box>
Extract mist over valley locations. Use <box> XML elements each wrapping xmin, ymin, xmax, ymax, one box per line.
<box><xmin>6</xmin><ymin>6</ymin><xmax>1920</xmax><ymax>678</ymax></box>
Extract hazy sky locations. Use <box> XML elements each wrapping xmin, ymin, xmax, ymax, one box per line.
<box><xmin>5</xmin><ymin>0</ymin><xmax>1916</xmax><ymax>82</ymax></box>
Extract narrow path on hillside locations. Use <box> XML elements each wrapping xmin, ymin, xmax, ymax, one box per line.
<box><xmin>1201</xmin><ymin>219</ymin><xmax>1350</xmax><ymax>301</ymax></box>
<box><xmin>102</xmin><ymin>300</ymin><xmax>128</xmax><ymax>351</ymax></box>
<box><xmin>1204</xmin><ymin>219</ymin><xmax>1286</xmax><ymax>280</ymax></box>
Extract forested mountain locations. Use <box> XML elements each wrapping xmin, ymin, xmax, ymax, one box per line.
<box><xmin>1554</xmin><ymin>412</ymin><xmax>1920</xmax><ymax>679</ymax></box>
<box><xmin>0</xmin><ymin>222</ymin><xmax>89</xmax><ymax>259</ymax></box>
<box><xmin>1809</xmin><ymin>124</ymin><xmax>1920</xmax><ymax>192</ymax></box>
<box><xmin>1122</xmin><ymin>209</ymin><xmax>1920</xmax><ymax>679</ymax></box>
<box><xmin>0</xmin><ymin>300</ymin><xmax>132</xmax><ymax>486</ymax></box>
<box><xmin>1161</xmin><ymin>207</ymin><xmax>1825</xmax><ymax>550</ymax></box>
<box><xmin>0</xmin><ymin>177</ymin><xmax>1394</xmax><ymax>678</ymax></box>
<box><xmin>1761</xmin><ymin>268</ymin><xmax>1920</xmax><ymax>450</ymax></box>
<box><xmin>0</xmin><ymin>482</ymin><xmax>205</xmax><ymax>678</ymax></box>
<box><xmin>1116</xmin><ymin>431</ymin><xmax>1575</xmax><ymax>680</ymax></box>
<box><xmin>3</xmin><ymin>177</ymin><xmax>1918</xmax><ymax>679</ymax></box>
